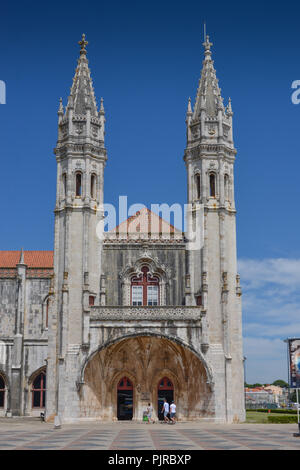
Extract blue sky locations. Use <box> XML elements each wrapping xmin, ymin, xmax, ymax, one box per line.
<box><xmin>1</xmin><ymin>0</ymin><xmax>300</xmax><ymax>384</ymax></box>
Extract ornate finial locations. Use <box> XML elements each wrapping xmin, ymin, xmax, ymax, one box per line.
<box><xmin>187</xmin><ymin>97</ymin><xmax>192</xmax><ymax>115</ymax></box>
<box><xmin>203</xmin><ymin>35</ymin><xmax>213</xmax><ymax>53</ymax></box>
<box><xmin>99</xmin><ymin>97</ymin><xmax>105</xmax><ymax>115</ymax></box>
<box><xmin>78</xmin><ymin>34</ymin><xmax>88</xmax><ymax>55</ymax></box>
<box><xmin>58</xmin><ymin>97</ymin><xmax>64</xmax><ymax>114</ymax></box>
<box><xmin>227</xmin><ymin>97</ymin><xmax>233</xmax><ymax>116</ymax></box>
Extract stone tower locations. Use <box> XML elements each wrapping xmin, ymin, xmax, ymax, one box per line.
<box><xmin>183</xmin><ymin>36</ymin><xmax>245</xmax><ymax>422</ymax></box>
<box><xmin>46</xmin><ymin>35</ymin><xmax>107</xmax><ymax>422</ymax></box>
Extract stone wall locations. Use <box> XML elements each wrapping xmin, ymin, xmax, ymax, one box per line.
<box><xmin>102</xmin><ymin>243</ymin><xmax>186</xmax><ymax>306</ymax></box>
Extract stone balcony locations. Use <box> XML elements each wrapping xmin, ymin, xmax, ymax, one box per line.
<box><xmin>90</xmin><ymin>305</ymin><xmax>204</xmax><ymax>321</ymax></box>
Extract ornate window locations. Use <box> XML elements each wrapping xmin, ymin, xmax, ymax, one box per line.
<box><xmin>120</xmin><ymin>252</ymin><xmax>168</xmax><ymax>306</ymax></box>
<box><xmin>131</xmin><ymin>266</ymin><xmax>159</xmax><ymax>306</ymax></box>
<box><xmin>75</xmin><ymin>172</ymin><xmax>82</xmax><ymax>197</ymax></box>
<box><xmin>209</xmin><ymin>173</ymin><xmax>216</xmax><ymax>197</ymax></box>
<box><xmin>0</xmin><ymin>376</ymin><xmax>5</xmax><ymax>408</ymax></box>
<box><xmin>32</xmin><ymin>371</ymin><xmax>46</xmax><ymax>408</ymax></box>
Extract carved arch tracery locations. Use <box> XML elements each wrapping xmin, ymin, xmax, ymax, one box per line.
<box><xmin>119</xmin><ymin>251</ymin><xmax>170</xmax><ymax>306</ymax></box>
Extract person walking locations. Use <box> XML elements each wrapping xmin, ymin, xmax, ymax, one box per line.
<box><xmin>169</xmin><ymin>401</ymin><xmax>176</xmax><ymax>424</ymax></box>
<box><xmin>161</xmin><ymin>398</ymin><xmax>170</xmax><ymax>423</ymax></box>
<box><xmin>146</xmin><ymin>403</ymin><xmax>154</xmax><ymax>423</ymax></box>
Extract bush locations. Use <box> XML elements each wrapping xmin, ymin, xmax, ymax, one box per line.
<box><xmin>246</xmin><ymin>409</ymin><xmax>297</xmax><ymax>415</ymax></box>
<box><xmin>267</xmin><ymin>415</ymin><xmax>298</xmax><ymax>424</ymax></box>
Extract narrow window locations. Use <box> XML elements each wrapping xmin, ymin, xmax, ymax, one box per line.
<box><xmin>147</xmin><ymin>285</ymin><xmax>158</xmax><ymax>306</ymax></box>
<box><xmin>62</xmin><ymin>173</ymin><xmax>67</xmax><ymax>199</ymax></box>
<box><xmin>0</xmin><ymin>376</ymin><xmax>5</xmax><ymax>408</ymax></box>
<box><xmin>91</xmin><ymin>174</ymin><xmax>96</xmax><ymax>199</ymax></box>
<box><xmin>76</xmin><ymin>173</ymin><xmax>82</xmax><ymax>197</ymax></box>
<box><xmin>89</xmin><ymin>295</ymin><xmax>95</xmax><ymax>306</ymax></box>
<box><xmin>196</xmin><ymin>295</ymin><xmax>202</xmax><ymax>306</ymax></box>
<box><xmin>131</xmin><ymin>286</ymin><xmax>143</xmax><ymax>306</ymax></box>
<box><xmin>195</xmin><ymin>174</ymin><xmax>201</xmax><ymax>200</ymax></box>
<box><xmin>209</xmin><ymin>173</ymin><xmax>216</xmax><ymax>197</ymax></box>
<box><xmin>46</xmin><ymin>298</ymin><xmax>49</xmax><ymax>328</ymax></box>
<box><xmin>224</xmin><ymin>174</ymin><xmax>229</xmax><ymax>200</ymax></box>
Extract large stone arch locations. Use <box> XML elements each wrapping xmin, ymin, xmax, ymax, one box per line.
<box><xmin>79</xmin><ymin>335</ymin><xmax>215</xmax><ymax>421</ymax></box>
<box><xmin>80</xmin><ymin>331</ymin><xmax>214</xmax><ymax>385</ymax></box>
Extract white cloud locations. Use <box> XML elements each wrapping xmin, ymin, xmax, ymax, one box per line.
<box><xmin>238</xmin><ymin>258</ymin><xmax>300</xmax><ymax>290</ymax></box>
<box><xmin>238</xmin><ymin>258</ymin><xmax>300</xmax><ymax>384</ymax></box>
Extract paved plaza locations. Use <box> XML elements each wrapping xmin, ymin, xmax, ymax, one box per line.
<box><xmin>0</xmin><ymin>418</ymin><xmax>300</xmax><ymax>450</ymax></box>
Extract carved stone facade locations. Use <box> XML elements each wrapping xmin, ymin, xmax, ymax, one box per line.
<box><xmin>0</xmin><ymin>35</ymin><xmax>245</xmax><ymax>423</ymax></box>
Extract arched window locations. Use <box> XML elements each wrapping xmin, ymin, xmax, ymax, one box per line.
<box><xmin>158</xmin><ymin>377</ymin><xmax>173</xmax><ymax>390</ymax></box>
<box><xmin>91</xmin><ymin>174</ymin><xmax>96</xmax><ymax>199</ymax></box>
<box><xmin>209</xmin><ymin>173</ymin><xmax>216</xmax><ymax>197</ymax></box>
<box><xmin>224</xmin><ymin>174</ymin><xmax>229</xmax><ymax>201</ymax></box>
<box><xmin>118</xmin><ymin>377</ymin><xmax>133</xmax><ymax>390</ymax></box>
<box><xmin>0</xmin><ymin>376</ymin><xmax>5</xmax><ymax>408</ymax></box>
<box><xmin>32</xmin><ymin>371</ymin><xmax>46</xmax><ymax>408</ymax></box>
<box><xmin>195</xmin><ymin>173</ymin><xmax>201</xmax><ymax>200</ymax></box>
<box><xmin>131</xmin><ymin>266</ymin><xmax>159</xmax><ymax>306</ymax></box>
<box><xmin>75</xmin><ymin>172</ymin><xmax>82</xmax><ymax>197</ymax></box>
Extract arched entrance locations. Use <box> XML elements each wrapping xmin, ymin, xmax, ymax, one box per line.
<box><xmin>81</xmin><ymin>335</ymin><xmax>213</xmax><ymax>421</ymax></box>
<box><xmin>157</xmin><ymin>377</ymin><xmax>174</xmax><ymax>421</ymax></box>
<box><xmin>117</xmin><ymin>376</ymin><xmax>133</xmax><ymax>421</ymax></box>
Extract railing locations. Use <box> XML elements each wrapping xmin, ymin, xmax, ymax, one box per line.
<box><xmin>90</xmin><ymin>305</ymin><xmax>203</xmax><ymax>321</ymax></box>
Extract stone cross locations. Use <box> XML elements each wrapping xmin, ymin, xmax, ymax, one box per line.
<box><xmin>78</xmin><ymin>34</ymin><xmax>88</xmax><ymax>54</ymax></box>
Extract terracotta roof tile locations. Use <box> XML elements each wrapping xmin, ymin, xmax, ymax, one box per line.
<box><xmin>0</xmin><ymin>251</ymin><xmax>54</xmax><ymax>268</ymax></box>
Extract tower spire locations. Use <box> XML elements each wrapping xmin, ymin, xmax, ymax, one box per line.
<box><xmin>65</xmin><ymin>34</ymin><xmax>98</xmax><ymax>117</ymax></box>
<box><xmin>192</xmin><ymin>35</ymin><xmax>223</xmax><ymax>121</ymax></box>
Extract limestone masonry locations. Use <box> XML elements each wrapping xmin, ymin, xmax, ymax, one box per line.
<box><xmin>0</xmin><ymin>35</ymin><xmax>245</xmax><ymax>423</ymax></box>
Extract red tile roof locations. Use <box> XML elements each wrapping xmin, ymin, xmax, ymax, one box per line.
<box><xmin>0</xmin><ymin>251</ymin><xmax>54</xmax><ymax>268</ymax></box>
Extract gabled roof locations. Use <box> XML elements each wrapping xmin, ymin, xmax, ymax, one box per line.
<box><xmin>105</xmin><ymin>207</ymin><xmax>183</xmax><ymax>242</ymax></box>
<box><xmin>0</xmin><ymin>251</ymin><xmax>54</xmax><ymax>268</ymax></box>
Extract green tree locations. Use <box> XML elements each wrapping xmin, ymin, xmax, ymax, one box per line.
<box><xmin>272</xmin><ymin>380</ymin><xmax>289</xmax><ymax>388</ymax></box>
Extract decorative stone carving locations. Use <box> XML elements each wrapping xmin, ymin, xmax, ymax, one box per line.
<box><xmin>90</xmin><ymin>306</ymin><xmax>203</xmax><ymax>321</ymax></box>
